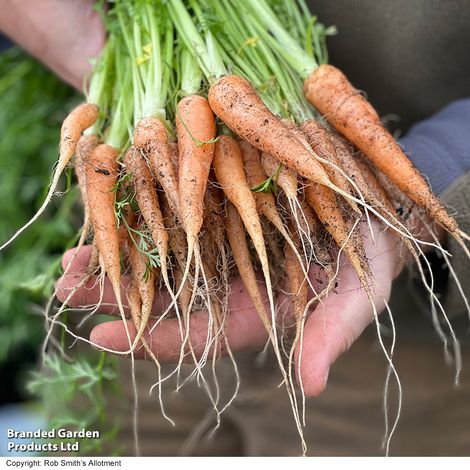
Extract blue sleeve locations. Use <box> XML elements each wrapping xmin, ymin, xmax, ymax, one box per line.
<box><xmin>399</xmin><ymin>98</ymin><xmax>470</xmax><ymax>195</ymax></box>
<box><xmin>0</xmin><ymin>34</ymin><xmax>12</xmax><ymax>52</ymax></box>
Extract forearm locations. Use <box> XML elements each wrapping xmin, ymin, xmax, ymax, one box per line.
<box><xmin>0</xmin><ymin>0</ymin><xmax>105</xmax><ymax>90</ymax></box>
<box><xmin>0</xmin><ymin>1</ymin><xmax>60</xmax><ymax>61</ymax></box>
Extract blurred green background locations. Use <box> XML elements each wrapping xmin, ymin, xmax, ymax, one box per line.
<box><xmin>0</xmin><ymin>44</ymin><xmax>119</xmax><ymax>455</ymax></box>
<box><xmin>0</xmin><ymin>46</ymin><xmax>79</xmax><ymax>404</ymax></box>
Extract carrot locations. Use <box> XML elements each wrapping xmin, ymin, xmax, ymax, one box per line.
<box><xmin>123</xmin><ymin>146</ymin><xmax>172</xmax><ymax>296</ymax></box>
<box><xmin>208</xmin><ymin>75</ymin><xmax>337</xmax><ymax>190</ymax></box>
<box><xmin>224</xmin><ymin>201</ymin><xmax>270</xmax><ymax>330</ymax></box>
<box><xmin>213</xmin><ymin>136</ymin><xmax>270</xmax><ymax>279</ymax></box>
<box><xmin>285</xmin><ymin>236</ymin><xmax>308</xmax><ymax>331</ymax></box>
<box><xmin>85</xmin><ymin>143</ymin><xmax>134</xmax><ymax>352</ymax></box>
<box><xmin>174</xmin><ymin>93</ymin><xmax>216</xmax><ymax>307</ymax></box>
<box><xmin>134</xmin><ymin>117</ymin><xmax>180</xmax><ymax>216</ymax></box>
<box><xmin>168</xmin><ymin>141</ymin><xmax>179</xmax><ymax>175</ymax></box>
<box><xmin>260</xmin><ymin>152</ymin><xmax>298</xmax><ymax>200</ymax></box>
<box><xmin>160</xmin><ymin>194</ymin><xmax>188</xmax><ymax>273</ymax></box>
<box><xmin>0</xmin><ymin>103</ymin><xmax>99</xmax><ymax>251</ymax></box>
<box><xmin>298</xmin><ymin>194</ymin><xmax>335</xmax><ymax>282</ymax></box>
<box><xmin>304</xmin><ymin>64</ymin><xmax>460</xmax><ymax>236</ymax></box>
<box><xmin>284</xmin><ymin>232</ymin><xmax>308</xmax><ymax>410</ymax></box>
<box><xmin>213</xmin><ymin>136</ymin><xmax>286</xmax><ymax>375</ymax></box>
<box><xmin>300</xmin><ymin>120</ymin><xmax>359</xmax><ymax>213</ymax></box>
<box><xmin>305</xmin><ymin>181</ymin><xmax>369</xmax><ymax>292</ymax></box>
<box><xmin>65</xmin><ymin>134</ymin><xmax>100</xmax><ymax>272</ymax></box>
<box><xmin>86</xmin><ymin>143</ymin><xmax>121</xmax><ymax>293</ymax></box>
<box><xmin>240</xmin><ymin>140</ymin><xmax>315</xmax><ymax>284</ymax></box>
<box><xmin>176</xmin><ymin>95</ymin><xmax>216</xmax><ymax>249</ymax></box>
<box><xmin>76</xmin><ymin>134</ymin><xmax>101</xmax><ymax>233</ymax></box>
<box><xmin>203</xmin><ymin>178</ymin><xmax>226</xmax><ymax>257</ymax></box>
<box><xmin>61</xmin><ymin>104</ymin><xmax>100</xmax><ymax>168</ymax></box>
<box><xmin>241</xmin><ymin>142</ymin><xmax>286</xmax><ymax>222</ymax></box>
<box><xmin>173</xmin><ymin>95</ymin><xmax>217</xmax><ymax>341</ymax></box>
<box><xmin>127</xmin><ymin>224</ymin><xmax>158</xmax><ymax>351</ymax></box>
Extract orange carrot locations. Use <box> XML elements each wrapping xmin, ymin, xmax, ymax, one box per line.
<box><xmin>260</xmin><ymin>152</ymin><xmax>298</xmax><ymax>200</ymax></box>
<box><xmin>305</xmin><ymin>181</ymin><xmax>369</xmax><ymax>292</ymax></box>
<box><xmin>284</xmin><ymin>234</ymin><xmax>308</xmax><ymax>376</ymax></box>
<box><xmin>123</xmin><ymin>146</ymin><xmax>170</xmax><ymax>291</ymax></box>
<box><xmin>72</xmin><ymin>134</ymin><xmax>101</xmax><ymax>260</ymax></box>
<box><xmin>241</xmin><ymin>142</ymin><xmax>286</xmax><ymax>226</ymax></box>
<box><xmin>208</xmin><ymin>75</ymin><xmax>335</xmax><ymax>190</ymax></box>
<box><xmin>240</xmin><ymin>140</ymin><xmax>310</xmax><ymax>276</ymax></box>
<box><xmin>61</xmin><ymin>104</ymin><xmax>100</xmax><ymax>169</ymax></box>
<box><xmin>203</xmin><ymin>178</ymin><xmax>226</xmax><ymax>257</ymax></box>
<box><xmin>85</xmin><ymin>142</ymin><xmax>136</xmax><ymax>354</ymax></box>
<box><xmin>160</xmin><ymin>194</ymin><xmax>188</xmax><ymax>272</ymax></box>
<box><xmin>76</xmin><ymin>134</ymin><xmax>101</xmax><ymax>227</ymax></box>
<box><xmin>171</xmin><ymin>95</ymin><xmax>217</xmax><ymax>345</ymax></box>
<box><xmin>298</xmin><ymin>194</ymin><xmax>335</xmax><ymax>280</ymax></box>
<box><xmin>127</xmin><ymin>224</ymin><xmax>158</xmax><ymax>350</ymax></box>
<box><xmin>134</xmin><ymin>117</ymin><xmax>180</xmax><ymax>216</ymax></box>
<box><xmin>300</xmin><ymin>120</ymin><xmax>359</xmax><ymax>213</ymax></box>
<box><xmin>168</xmin><ymin>141</ymin><xmax>179</xmax><ymax>175</ymax></box>
<box><xmin>85</xmin><ymin>143</ymin><xmax>121</xmax><ymax>297</ymax></box>
<box><xmin>0</xmin><ymin>103</ymin><xmax>99</xmax><ymax>251</ymax></box>
<box><xmin>224</xmin><ymin>201</ymin><xmax>270</xmax><ymax>330</ymax></box>
<box><xmin>213</xmin><ymin>136</ymin><xmax>282</xmax><ymax>362</ymax></box>
<box><xmin>213</xmin><ymin>136</ymin><xmax>269</xmax><ymax>274</ymax></box>
<box><xmin>262</xmin><ymin>220</ymin><xmax>285</xmax><ymax>272</ymax></box>
<box><xmin>304</xmin><ymin>64</ymin><xmax>459</xmax><ymax>235</ymax></box>
<box><xmin>176</xmin><ymin>95</ymin><xmax>216</xmax><ymax>249</ymax></box>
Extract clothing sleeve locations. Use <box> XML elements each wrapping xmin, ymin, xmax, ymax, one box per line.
<box><xmin>398</xmin><ymin>98</ymin><xmax>470</xmax><ymax>317</ymax></box>
<box><xmin>0</xmin><ymin>34</ymin><xmax>12</xmax><ymax>52</ymax></box>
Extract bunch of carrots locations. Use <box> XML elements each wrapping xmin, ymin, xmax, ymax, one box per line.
<box><xmin>2</xmin><ymin>0</ymin><xmax>469</xmax><ymax>455</ymax></box>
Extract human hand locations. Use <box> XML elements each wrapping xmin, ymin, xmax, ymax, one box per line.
<box><xmin>56</xmin><ymin>220</ymin><xmax>405</xmax><ymax>397</ymax></box>
<box><xmin>0</xmin><ymin>0</ymin><xmax>105</xmax><ymax>90</ymax></box>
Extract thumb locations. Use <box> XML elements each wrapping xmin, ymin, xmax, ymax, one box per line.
<box><xmin>295</xmin><ymin>228</ymin><xmax>398</xmax><ymax>397</ymax></box>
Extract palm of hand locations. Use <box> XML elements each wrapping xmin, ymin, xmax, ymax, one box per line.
<box><xmin>57</xmin><ymin>222</ymin><xmax>403</xmax><ymax>397</ymax></box>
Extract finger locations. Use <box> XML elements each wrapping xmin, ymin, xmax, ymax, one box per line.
<box><xmin>56</xmin><ymin>271</ymin><xmax>131</xmax><ymax>316</ymax></box>
<box><xmin>89</xmin><ymin>276</ymin><xmax>269</xmax><ymax>361</ymax></box>
<box><xmin>58</xmin><ymin>247</ymin><xmax>175</xmax><ymax>316</ymax></box>
<box><xmin>61</xmin><ymin>246</ymin><xmax>93</xmax><ymax>272</ymax></box>
<box><xmin>295</xmin><ymin>227</ymin><xmax>399</xmax><ymax>397</ymax></box>
<box><xmin>56</xmin><ymin>270</ymin><xmax>176</xmax><ymax>318</ymax></box>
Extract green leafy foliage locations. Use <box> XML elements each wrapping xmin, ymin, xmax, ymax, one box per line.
<box><xmin>28</xmin><ymin>353</ymin><xmax>121</xmax><ymax>455</ymax></box>
<box><xmin>251</xmin><ymin>164</ymin><xmax>282</xmax><ymax>194</ymax></box>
